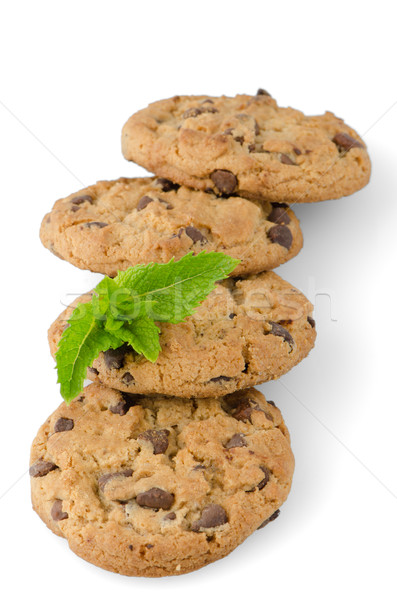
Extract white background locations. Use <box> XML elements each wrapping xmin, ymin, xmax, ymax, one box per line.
<box><xmin>1</xmin><ymin>1</ymin><xmax>396</xmax><ymax>598</ymax></box>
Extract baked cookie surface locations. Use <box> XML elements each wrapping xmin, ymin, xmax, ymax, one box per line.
<box><xmin>40</xmin><ymin>177</ymin><xmax>302</xmax><ymax>277</ymax></box>
<box><xmin>48</xmin><ymin>271</ymin><xmax>316</xmax><ymax>398</ymax></box>
<box><xmin>30</xmin><ymin>383</ymin><xmax>294</xmax><ymax>577</ymax></box>
<box><xmin>122</xmin><ymin>92</ymin><xmax>370</xmax><ymax>203</ymax></box>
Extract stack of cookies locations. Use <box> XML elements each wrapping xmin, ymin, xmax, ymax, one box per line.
<box><xmin>30</xmin><ymin>90</ymin><xmax>370</xmax><ymax>577</ymax></box>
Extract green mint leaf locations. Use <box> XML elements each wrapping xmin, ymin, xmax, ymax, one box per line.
<box><xmin>91</xmin><ymin>277</ymin><xmax>120</xmax><ymax>319</ymax></box>
<box><xmin>103</xmin><ymin>314</ymin><xmax>125</xmax><ymax>332</ymax></box>
<box><xmin>93</xmin><ymin>279</ymin><xmax>156</xmax><ymax>324</ymax></box>
<box><xmin>55</xmin><ymin>303</ymin><xmax>121</xmax><ymax>403</ymax></box>
<box><xmin>117</xmin><ymin>318</ymin><xmax>161</xmax><ymax>363</ymax></box>
<box><xmin>114</xmin><ymin>252</ymin><xmax>240</xmax><ymax>323</ymax></box>
<box><xmin>56</xmin><ymin>251</ymin><xmax>239</xmax><ymax>403</ymax></box>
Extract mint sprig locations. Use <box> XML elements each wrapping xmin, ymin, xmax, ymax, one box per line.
<box><xmin>56</xmin><ymin>252</ymin><xmax>239</xmax><ymax>403</ymax></box>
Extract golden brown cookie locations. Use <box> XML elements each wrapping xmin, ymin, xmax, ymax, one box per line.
<box><xmin>122</xmin><ymin>91</ymin><xmax>370</xmax><ymax>203</ymax></box>
<box><xmin>30</xmin><ymin>383</ymin><xmax>294</xmax><ymax>576</ymax></box>
<box><xmin>48</xmin><ymin>271</ymin><xmax>316</xmax><ymax>398</ymax></box>
<box><xmin>40</xmin><ymin>177</ymin><xmax>302</xmax><ymax>277</ymax></box>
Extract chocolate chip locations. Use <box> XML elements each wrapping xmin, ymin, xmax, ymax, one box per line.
<box><xmin>87</xmin><ymin>367</ymin><xmax>99</xmax><ymax>376</ymax></box>
<box><xmin>29</xmin><ymin>460</ymin><xmax>58</xmax><ymax>478</ymax></box>
<box><xmin>146</xmin><ymin>544</ymin><xmax>154</xmax><ymax>549</ymax></box>
<box><xmin>248</xmin><ymin>143</ymin><xmax>268</xmax><ymax>154</ymax></box>
<box><xmin>193</xmin><ymin>464</ymin><xmax>206</xmax><ymax>471</ymax></box>
<box><xmin>137</xmin><ymin>196</ymin><xmax>153</xmax><ymax>211</ymax></box>
<box><xmin>97</xmin><ymin>473</ymin><xmax>115</xmax><ymax>491</ymax></box>
<box><xmin>128</xmin><ymin>545</ymin><xmax>134</xmax><ymax>550</ymax></box>
<box><xmin>191</xmin><ymin>504</ymin><xmax>228</xmax><ymax>531</ymax></box>
<box><xmin>223</xmin><ymin>126</ymin><xmax>237</xmax><ymax>136</ymax></box>
<box><xmin>51</xmin><ymin>500</ymin><xmax>68</xmax><ymax>521</ymax></box>
<box><xmin>246</xmin><ymin>466</ymin><xmax>271</xmax><ymax>493</ymax></box>
<box><xmin>122</xmin><ymin>372</ymin><xmax>134</xmax><ymax>385</ymax></box>
<box><xmin>136</xmin><ymin>488</ymin><xmax>174</xmax><ymax>510</ymax></box>
<box><xmin>201</xmin><ymin>105</ymin><xmax>218</xmax><ymax>114</ymax></box>
<box><xmin>159</xmin><ymin>199</ymin><xmax>174</xmax><ymax>210</ymax></box>
<box><xmin>280</xmin><ymin>154</ymin><xmax>296</xmax><ymax>165</ymax></box>
<box><xmin>307</xmin><ymin>316</ymin><xmax>316</xmax><ymax>328</ymax></box>
<box><xmin>98</xmin><ymin>469</ymin><xmax>133</xmax><ymax>492</ymax></box>
<box><xmin>256</xmin><ymin>88</ymin><xmax>271</xmax><ymax>96</ymax></box>
<box><xmin>54</xmin><ymin>418</ymin><xmax>74</xmax><ymax>433</ymax></box>
<box><xmin>109</xmin><ymin>393</ymin><xmax>137</xmax><ymax>416</ymax></box>
<box><xmin>85</xmin><ymin>221</ymin><xmax>108</xmax><ymax>228</ymax></box>
<box><xmin>138</xmin><ymin>429</ymin><xmax>170</xmax><ymax>454</ymax></box>
<box><xmin>267</xmin><ymin>224</ymin><xmax>293</xmax><ymax>250</ymax></box>
<box><xmin>332</xmin><ymin>132</ymin><xmax>364</xmax><ymax>151</ymax></box>
<box><xmin>257</xmin><ymin>509</ymin><xmax>280</xmax><ymax>529</ymax></box>
<box><xmin>267</xmin><ymin>400</ymin><xmax>276</xmax><ymax>407</ymax></box>
<box><xmin>254</xmin><ymin>120</ymin><xmax>260</xmax><ymax>136</ymax></box>
<box><xmin>268</xmin><ymin>204</ymin><xmax>291</xmax><ymax>225</ymax></box>
<box><xmin>268</xmin><ymin>321</ymin><xmax>294</xmax><ymax>345</ymax></box>
<box><xmin>103</xmin><ymin>344</ymin><xmax>130</xmax><ymax>369</ymax></box>
<box><xmin>270</xmin><ymin>201</ymin><xmax>289</xmax><ymax>209</ymax></box>
<box><xmin>164</xmin><ymin>512</ymin><xmax>176</xmax><ymax>520</ymax></box>
<box><xmin>225</xmin><ymin>433</ymin><xmax>247</xmax><ymax>449</ymax></box>
<box><xmin>210</xmin><ymin>170</ymin><xmax>238</xmax><ymax>195</ymax></box>
<box><xmin>156</xmin><ymin>178</ymin><xmax>180</xmax><ymax>192</ymax></box>
<box><xmin>210</xmin><ymin>376</ymin><xmax>232</xmax><ymax>383</ymax></box>
<box><xmin>293</xmin><ymin>147</ymin><xmax>302</xmax><ymax>155</ymax></box>
<box><xmin>234</xmin><ymin>135</ymin><xmax>244</xmax><ymax>144</ymax></box>
<box><xmin>229</xmin><ymin>313</ymin><xmax>236</xmax><ymax>319</ymax></box>
<box><xmin>71</xmin><ymin>195</ymin><xmax>93</xmax><ymax>205</ymax></box>
<box><xmin>183</xmin><ymin>102</ymin><xmax>217</xmax><ymax>116</ymax></box>
<box><xmin>231</xmin><ymin>398</ymin><xmax>260</xmax><ymax>422</ymax></box>
<box><xmin>257</xmin><ymin>467</ymin><xmax>270</xmax><ymax>490</ymax></box>
<box><xmin>121</xmin><ymin>469</ymin><xmax>133</xmax><ymax>477</ymax></box>
<box><xmin>71</xmin><ymin>205</ymin><xmax>80</xmax><ymax>212</ymax></box>
<box><xmin>182</xmin><ymin>107</ymin><xmax>202</xmax><ymax>119</ymax></box>
<box><xmin>185</xmin><ymin>226</ymin><xmax>207</xmax><ymax>244</ymax></box>
<box><xmin>201</xmin><ymin>99</ymin><xmax>214</xmax><ymax>104</ymax></box>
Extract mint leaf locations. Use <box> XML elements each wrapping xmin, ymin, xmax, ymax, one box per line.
<box><xmin>55</xmin><ymin>303</ymin><xmax>121</xmax><ymax>403</ymax></box>
<box><xmin>56</xmin><ymin>251</ymin><xmax>239</xmax><ymax>403</ymax></box>
<box><xmin>93</xmin><ymin>279</ymin><xmax>156</xmax><ymax>324</ymax></box>
<box><xmin>117</xmin><ymin>318</ymin><xmax>161</xmax><ymax>362</ymax></box>
<box><xmin>103</xmin><ymin>314</ymin><xmax>125</xmax><ymax>333</ymax></box>
<box><xmin>91</xmin><ymin>277</ymin><xmax>119</xmax><ymax>320</ymax></box>
<box><xmin>114</xmin><ymin>252</ymin><xmax>240</xmax><ymax>323</ymax></box>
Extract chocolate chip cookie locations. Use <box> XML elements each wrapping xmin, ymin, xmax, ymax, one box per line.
<box><xmin>30</xmin><ymin>383</ymin><xmax>294</xmax><ymax>576</ymax></box>
<box><xmin>40</xmin><ymin>177</ymin><xmax>302</xmax><ymax>277</ymax></box>
<box><xmin>48</xmin><ymin>271</ymin><xmax>316</xmax><ymax>398</ymax></box>
<box><xmin>122</xmin><ymin>92</ymin><xmax>370</xmax><ymax>203</ymax></box>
